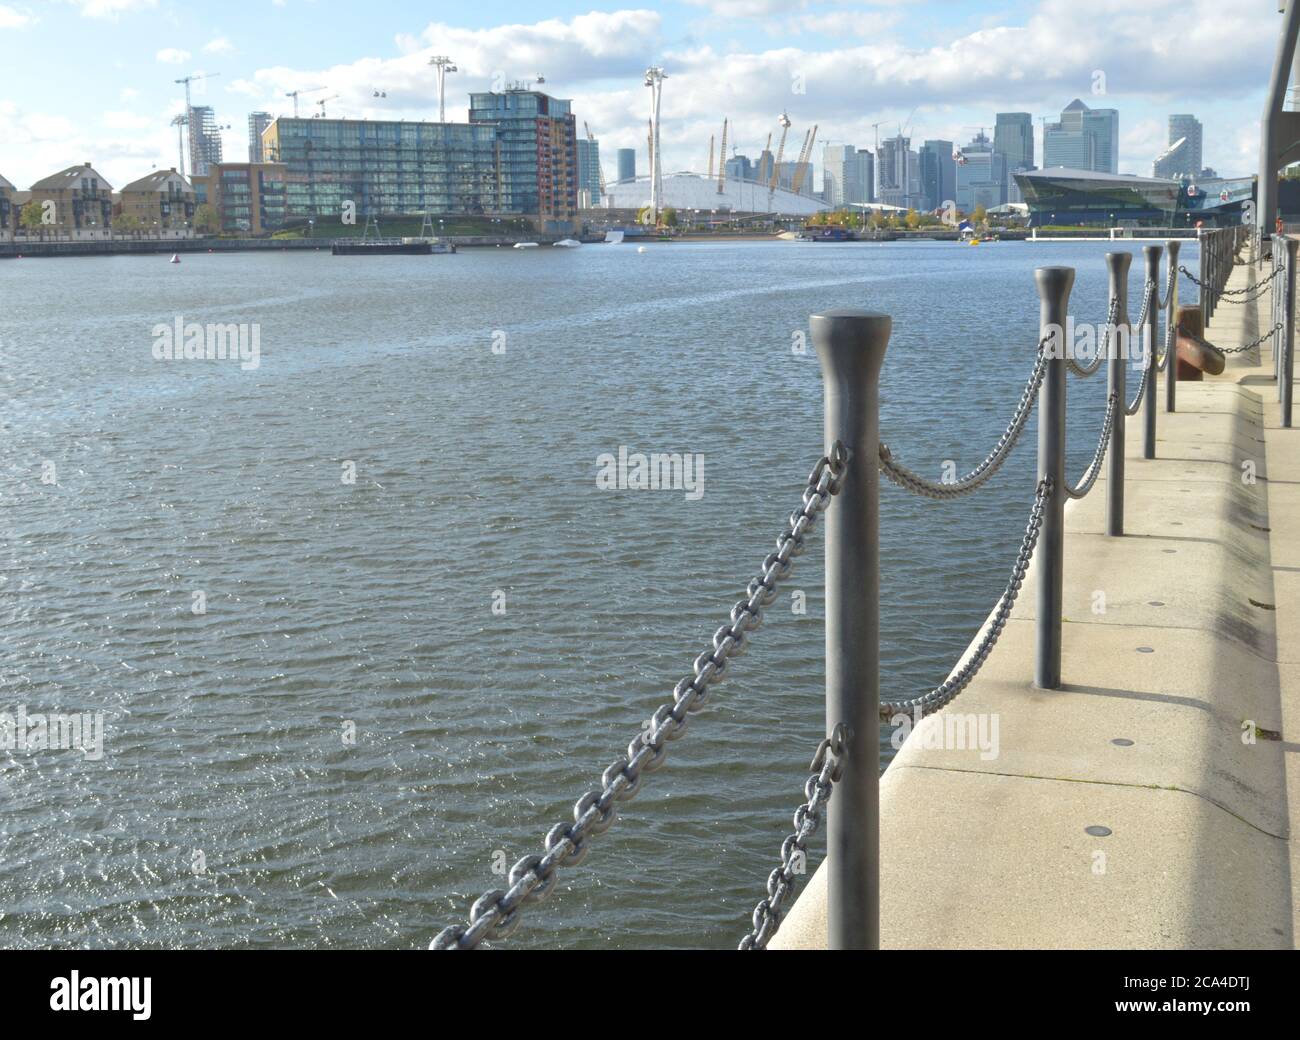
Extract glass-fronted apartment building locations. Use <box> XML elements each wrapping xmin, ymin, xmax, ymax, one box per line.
<box><xmin>262</xmin><ymin>117</ymin><xmax>498</xmax><ymax>224</ymax></box>
<box><xmin>469</xmin><ymin>88</ymin><xmax>578</xmax><ymax>232</ymax></box>
<box><xmin>195</xmin><ymin>162</ymin><xmax>287</xmax><ymax>235</ymax></box>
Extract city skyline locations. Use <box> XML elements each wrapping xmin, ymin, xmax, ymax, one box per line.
<box><xmin>0</xmin><ymin>0</ymin><xmax>1282</xmax><ymax>191</ymax></box>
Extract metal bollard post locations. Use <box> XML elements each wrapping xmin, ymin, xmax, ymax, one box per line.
<box><xmin>1142</xmin><ymin>245</ymin><xmax>1162</xmax><ymax>459</ymax></box>
<box><xmin>1199</xmin><ymin>231</ymin><xmax>1209</xmax><ymax>327</ymax></box>
<box><xmin>1035</xmin><ymin>267</ymin><xmax>1073</xmax><ymax>690</ymax></box>
<box><xmin>1105</xmin><ymin>252</ymin><xmax>1131</xmax><ymax>536</ymax></box>
<box><xmin>1285</xmin><ymin>239</ymin><xmax>1297</xmax><ymax>428</ymax></box>
<box><xmin>812</xmin><ymin>308</ymin><xmax>889</xmax><ymax>951</ymax></box>
<box><xmin>1276</xmin><ymin>241</ymin><xmax>1284</xmax><ymax>384</ymax></box>
<box><xmin>1165</xmin><ymin>240</ymin><xmax>1181</xmax><ymax>413</ymax></box>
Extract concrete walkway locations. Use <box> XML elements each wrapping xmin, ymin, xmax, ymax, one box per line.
<box><xmin>772</xmin><ymin>253</ymin><xmax>1298</xmax><ymax>949</ymax></box>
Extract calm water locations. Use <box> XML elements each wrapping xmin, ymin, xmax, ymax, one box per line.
<box><xmin>0</xmin><ymin>239</ymin><xmax>1191</xmax><ymax>949</ymax></box>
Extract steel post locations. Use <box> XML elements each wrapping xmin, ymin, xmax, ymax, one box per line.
<box><xmin>1165</xmin><ymin>240</ymin><xmax>1181</xmax><ymax>413</ymax></box>
<box><xmin>812</xmin><ymin>309</ymin><xmax>889</xmax><ymax>951</ymax></box>
<box><xmin>1143</xmin><ymin>245</ymin><xmax>1162</xmax><ymax>459</ymax></box>
<box><xmin>1285</xmin><ymin>239</ymin><xmax>1298</xmax><ymax>428</ymax></box>
<box><xmin>1035</xmin><ymin>267</ymin><xmax>1073</xmax><ymax>690</ymax></box>
<box><xmin>1105</xmin><ymin>252</ymin><xmax>1132</xmax><ymax>536</ymax></box>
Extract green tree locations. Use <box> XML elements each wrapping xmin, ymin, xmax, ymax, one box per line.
<box><xmin>19</xmin><ymin>199</ymin><xmax>45</xmax><ymax>232</ymax></box>
<box><xmin>193</xmin><ymin>204</ymin><xmax>219</xmax><ymax>235</ymax></box>
<box><xmin>904</xmin><ymin>208</ymin><xmax>921</xmax><ymax>230</ymax></box>
<box><xmin>115</xmin><ymin>214</ymin><xmax>142</xmax><ymax>235</ymax></box>
<box><xmin>972</xmin><ymin>204</ymin><xmax>988</xmax><ymax>226</ymax></box>
<box><xmin>661</xmin><ymin>207</ymin><xmax>678</xmax><ymax>227</ymax></box>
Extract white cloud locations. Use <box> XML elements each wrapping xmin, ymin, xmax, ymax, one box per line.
<box><xmin>156</xmin><ymin>48</ymin><xmax>192</xmax><ymax>65</ymax></box>
<box><xmin>67</xmin><ymin>0</ymin><xmax>158</xmax><ymax>18</ymax></box>
<box><xmin>0</xmin><ymin>4</ymin><xmax>34</xmax><ymax>29</ymax></box>
<box><xmin>203</xmin><ymin>36</ymin><xmax>233</xmax><ymax>54</ymax></box>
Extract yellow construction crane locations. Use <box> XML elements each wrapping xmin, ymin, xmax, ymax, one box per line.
<box><xmin>791</xmin><ymin>123</ymin><xmax>818</xmax><ymax>196</ymax></box>
<box><xmin>768</xmin><ymin>112</ymin><xmax>792</xmax><ymax>202</ymax></box>
<box><xmin>716</xmin><ymin>117</ymin><xmax>728</xmax><ymax>194</ymax></box>
<box><xmin>707</xmin><ymin>133</ymin><xmax>714</xmax><ymax>180</ymax></box>
<box><xmin>285</xmin><ymin>86</ymin><xmax>326</xmax><ymax>118</ymax></box>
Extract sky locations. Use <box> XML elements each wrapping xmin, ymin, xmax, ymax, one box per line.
<box><xmin>0</xmin><ymin>0</ymin><xmax>1286</xmax><ymax>190</ymax></box>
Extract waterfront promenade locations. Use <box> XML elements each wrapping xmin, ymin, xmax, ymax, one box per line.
<box><xmin>773</xmin><ymin>256</ymin><xmax>1300</xmax><ymax>949</ymax></box>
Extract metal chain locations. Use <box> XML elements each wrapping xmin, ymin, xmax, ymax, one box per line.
<box><xmin>1156</xmin><ymin>264</ymin><xmax>1177</xmax><ymax>310</ymax></box>
<box><xmin>1132</xmin><ymin>279</ymin><xmax>1157</xmax><ymax>330</ymax></box>
<box><xmin>1066</xmin><ymin>295</ymin><xmax>1120</xmax><ymax>378</ymax></box>
<box><xmin>1066</xmin><ymin>391</ymin><xmax>1119</xmax><ymax>499</ymax></box>
<box><xmin>1158</xmin><ymin>311</ymin><xmax>1177</xmax><ymax>371</ymax></box>
<box><xmin>1180</xmin><ymin>263</ymin><xmax>1278</xmax><ymax>298</ymax></box>
<box><xmin>1124</xmin><ymin>358</ymin><xmax>1151</xmax><ymax>416</ymax></box>
<box><xmin>878</xmin><ymin>336</ymin><xmax>1047</xmax><ymax>499</ymax></box>
<box><xmin>1220</xmin><ymin>322</ymin><xmax>1283</xmax><ymax>355</ymax></box>
<box><xmin>429</xmin><ymin>444</ymin><xmax>850</xmax><ymax>951</ymax></box>
<box><xmin>878</xmin><ymin>478</ymin><xmax>1051</xmax><ymax>721</ymax></box>
<box><xmin>737</xmin><ymin>723</ymin><xmax>847</xmax><ymax>950</ymax></box>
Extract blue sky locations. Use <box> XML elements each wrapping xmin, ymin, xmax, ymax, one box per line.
<box><xmin>0</xmin><ymin>0</ymin><xmax>1282</xmax><ymax>190</ymax></box>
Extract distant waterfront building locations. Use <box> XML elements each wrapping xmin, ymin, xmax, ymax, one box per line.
<box><xmin>822</xmin><ymin>144</ymin><xmax>874</xmax><ymax>206</ymax></box>
<box><xmin>994</xmin><ymin>112</ymin><xmax>1034</xmax><ymax>203</ymax></box>
<box><xmin>955</xmin><ymin>131</ymin><xmax>1007</xmax><ymax>211</ymax></box>
<box><xmin>27</xmin><ymin>162</ymin><xmax>114</xmax><ymax>238</ymax></box>
<box><xmin>247</xmin><ymin>112</ymin><xmax>271</xmax><ymax>163</ymax></box>
<box><xmin>725</xmin><ymin>153</ymin><xmax>755</xmax><ymax>182</ymax></box>
<box><xmin>117</xmin><ymin>168</ymin><xmax>196</xmax><ymax>235</ymax></box>
<box><xmin>188</xmin><ymin>105</ymin><xmax>224</xmax><ymax>178</ymax></box>
<box><xmin>0</xmin><ymin>172</ymin><xmax>14</xmax><ymax>238</ymax></box>
<box><xmin>918</xmin><ymin>140</ymin><xmax>955</xmax><ymax>211</ymax></box>
<box><xmin>600</xmin><ymin>171</ymin><xmax>826</xmax><ymax>216</ymax></box>
<box><xmin>617</xmin><ymin>148</ymin><xmax>636</xmax><ymax>183</ymax></box>
<box><xmin>262</xmin><ymin>117</ymin><xmax>498</xmax><ymax>224</ymax></box>
<box><xmin>469</xmin><ymin>86</ymin><xmax>578</xmax><ymax>231</ymax></box>
<box><xmin>576</xmin><ymin>137</ymin><xmax>601</xmax><ymax>204</ymax></box>
<box><xmin>1015</xmin><ymin>167</ymin><xmax>1252</xmax><ymax>228</ymax></box>
<box><xmin>878</xmin><ymin>134</ymin><xmax>917</xmax><ymax>208</ymax></box>
<box><xmin>1043</xmin><ymin>99</ymin><xmax>1119</xmax><ymax>174</ymax></box>
<box><xmin>1155</xmin><ymin>115</ymin><xmax>1203</xmax><ymax>179</ymax></box>
<box><xmin>195</xmin><ymin>162</ymin><xmax>287</xmax><ymax>235</ymax></box>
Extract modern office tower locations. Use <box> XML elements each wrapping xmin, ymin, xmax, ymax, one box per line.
<box><xmin>617</xmin><ymin>148</ymin><xmax>636</xmax><ymax>183</ymax></box>
<box><xmin>188</xmin><ymin>106</ymin><xmax>224</xmax><ymax>178</ymax></box>
<box><xmin>576</xmin><ymin>136</ymin><xmax>601</xmax><ymax>203</ymax></box>
<box><xmin>919</xmin><ymin>140</ymin><xmax>955</xmax><ymax>211</ymax></box>
<box><xmin>1160</xmin><ymin>114</ymin><xmax>1203</xmax><ymax>178</ymax></box>
<box><xmin>247</xmin><ymin>112</ymin><xmax>271</xmax><ymax>163</ymax></box>
<box><xmin>1043</xmin><ymin>99</ymin><xmax>1119</xmax><ymax>174</ymax></box>
<box><xmin>756</xmin><ymin>148</ymin><xmax>776</xmax><ymax>186</ymax></box>
<box><xmin>823</xmin><ymin>144</ymin><xmax>861</xmax><ymax>206</ymax></box>
<box><xmin>262</xmin><ymin>117</ymin><xmax>499</xmax><ymax>222</ymax></box>
<box><xmin>725</xmin><ymin>153</ymin><xmax>755</xmax><ymax>182</ymax></box>
<box><xmin>955</xmin><ymin>131</ymin><xmax>1007</xmax><ymax>211</ymax></box>
<box><xmin>469</xmin><ymin>86</ymin><xmax>579</xmax><ymax>230</ymax></box>
<box><xmin>994</xmin><ymin>113</ymin><xmax>1034</xmax><ymax>171</ymax></box>
<box><xmin>878</xmin><ymin>134</ymin><xmax>915</xmax><ymax>208</ymax></box>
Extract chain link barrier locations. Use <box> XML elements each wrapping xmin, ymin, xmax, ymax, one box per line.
<box><xmin>1220</xmin><ymin>322</ymin><xmax>1283</xmax><ymax>355</ymax></box>
<box><xmin>875</xmin><ymin>478</ymin><xmax>1051</xmax><ymax>722</ymax></box>
<box><xmin>429</xmin><ymin>444</ymin><xmax>850</xmax><ymax>950</ymax></box>
<box><xmin>1066</xmin><ymin>295</ymin><xmax>1120</xmax><ymax>378</ymax></box>
<box><xmin>878</xmin><ymin>336</ymin><xmax>1047</xmax><ymax>500</ymax></box>
<box><xmin>737</xmin><ymin>723</ymin><xmax>847</xmax><ymax>950</ymax></box>
<box><xmin>1180</xmin><ymin>263</ymin><xmax>1279</xmax><ymax>301</ymax></box>
<box><xmin>1066</xmin><ymin>391</ymin><xmax>1119</xmax><ymax>500</ymax></box>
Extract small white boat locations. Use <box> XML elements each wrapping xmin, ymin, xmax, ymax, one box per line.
<box><xmin>169</xmin><ymin>254</ymin><xmax>181</xmax><ymax>264</ymax></box>
<box><xmin>513</xmin><ymin>242</ymin><xmax>540</xmax><ymax>249</ymax></box>
<box><xmin>636</xmin><ymin>245</ymin><xmax>648</xmax><ymax>254</ymax></box>
<box><xmin>553</xmin><ymin>239</ymin><xmax>582</xmax><ymax>248</ymax></box>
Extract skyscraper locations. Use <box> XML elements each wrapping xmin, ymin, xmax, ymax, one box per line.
<box><xmin>823</xmin><ymin>144</ymin><xmax>874</xmax><ymax>207</ymax></box>
<box><xmin>994</xmin><ymin>113</ymin><xmax>1034</xmax><ymax>171</ymax></box>
<box><xmin>616</xmin><ymin>148</ymin><xmax>636</xmax><ymax>183</ymax></box>
<box><xmin>1161</xmin><ymin>115</ymin><xmax>1203</xmax><ymax>178</ymax></box>
<box><xmin>918</xmin><ymin>140</ymin><xmax>955</xmax><ymax>212</ymax></box>
<box><xmin>247</xmin><ymin>112</ymin><xmax>271</xmax><ymax>164</ymax></box>
<box><xmin>576</xmin><ymin>137</ymin><xmax>601</xmax><ymax>203</ymax></box>
<box><xmin>878</xmin><ymin>134</ymin><xmax>916</xmax><ymax>208</ymax></box>
<box><xmin>955</xmin><ymin>131</ymin><xmax>1007</xmax><ymax>211</ymax></box>
<box><xmin>188</xmin><ymin>105</ymin><xmax>224</xmax><ymax>178</ymax></box>
<box><xmin>1043</xmin><ymin>99</ymin><xmax>1118</xmax><ymax>174</ymax></box>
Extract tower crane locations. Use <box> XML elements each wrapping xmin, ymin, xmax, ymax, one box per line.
<box><xmin>285</xmin><ymin>87</ymin><xmax>326</xmax><ymax>118</ymax></box>
<box><xmin>791</xmin><ymin>123</ymin><xmax>818</xmax><ymax>196</ymax></box>
<box><xmin>707</xmin><ymin>133</ymin><xmax>714</xmax><ymax>180</ymax></box>
<box><xmin>768</xmin><ymin>112</ymin><xmax>792</xmax><ymax>203</ymax></box>
<box><xmin>315</xmin><ymin>95</ymin><xmax>341</xmax><ymax>118</ymax></box>
<box><xmin>716</xmin><ymin>117</ymin><xmax>728</xmax><ymax>194</ymax></box>
<box><xmin>175</xmin><ymin>72</ymin><xmax>219</xmax><ymax>177</ymax></box>
<box><xmin>169</xmin><ymin>112</ymin><xmax>188</xmax><ymax>177</ymax></box>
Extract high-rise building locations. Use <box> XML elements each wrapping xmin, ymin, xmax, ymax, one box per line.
<box><xmin>918</xmin><ymin>140</ymin><xmax>955</xmax><ymax>212</ymax></box>
<box><xmin>823</xmin><ymin>144</ymin><xmax>874</xmax><ymax>207</ymax></box>
<box><xmin>576</xmin><ymin>137</ymin><xmax>601</xmax><ymax>204</ymax></box>
<box><xmin>248</xmin><ymin>112</ymin><xmax>271</xmax><ymax>164</ymax></box>
<box><xmin>617</xmin><ymin>148</ymin><xmax>636</xmax><ymax>183</ymax></box>
<box><xmin>262</xmin><ymin>117</ymin><xmax>498</xmax><ymax>223</ymax></box>
<box><xmin>994</xmin><ymin>113</ymin><xmax>1034</xmax><ymax>171</ymax></box>
<box><xmin>725</xmin><ymin>153</ymin><xmax>755</xmax><ymax>182</ymax></box>
<box><xmin>1158</xmin><ymin>115</ymin><xmax>1203</xmax><ymax>179</ymax></box>
<box><xmin>1043</xmin><ymin>99</ymin><xmax>1118</xmax><ymax>174</ymax></box>
<box><xmin>955</xmin><ymin>131</ymin><xmax>1007</xmax><ymax>211</ymax></box>
<box><xmin>878</xmin><ymin>134</ymin><xmax>918</xmax><ymax>208</ymax></box>
<box><xmin>188</xmin><ymin>106</ymin><xmax>224</xmax><ymax>178</ymax></box>
<box><xmin>469</xmin><ymin>86</ymin><xmax>579</xmax><ymax>231</ymax></box>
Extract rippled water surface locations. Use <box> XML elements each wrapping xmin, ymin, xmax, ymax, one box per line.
<box><xmin>0</xmin><ymin>239</ymin><xmax>1191</xmax><ymax>948</ymax></box>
